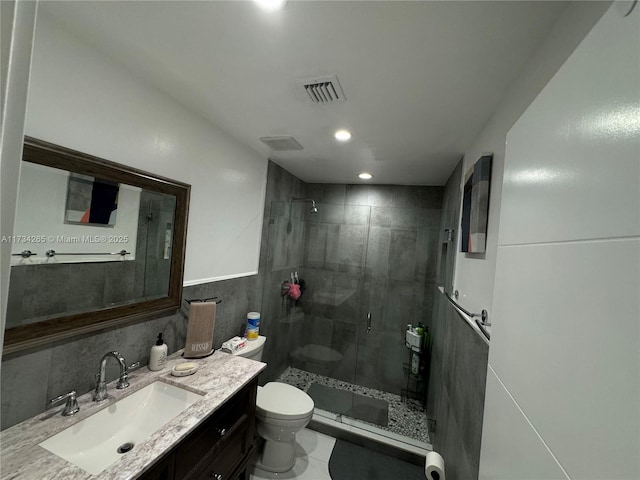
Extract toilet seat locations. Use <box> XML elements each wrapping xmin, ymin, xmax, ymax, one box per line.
<box><xmin>256</xmin><ymin>382</ymin><xmax>314</xmax><ymax>421</ymax></box>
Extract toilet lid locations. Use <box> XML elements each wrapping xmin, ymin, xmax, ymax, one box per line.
<box><xmin>256</xmin><ymin>382</ymin><xmax>314</xmax><ymax>420</ymax></box>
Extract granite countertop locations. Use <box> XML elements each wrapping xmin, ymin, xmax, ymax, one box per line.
<box><xmin>0</xmin><ymin>350</ymin><xmax>266</xmax><ymax>480</ymax></box>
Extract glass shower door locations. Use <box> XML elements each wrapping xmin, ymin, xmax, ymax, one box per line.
<box><xmin>291</xmin><ymin>202</ymin><xmax>370</xmax><ymax>392</ymax></box>
<box><xmin>301</xmin><ymin>201</ymin><xmax>436</xmax><ymax>447</ymax></box>
<box><xmin>138</xmin><ymin>190</ymin><xmax>176</xmax><ymax>301</ymax></box>
<box><xmin>269</xmin><ymin>196</ymin><xmax>435</xmax><ymax>447</ymax></box>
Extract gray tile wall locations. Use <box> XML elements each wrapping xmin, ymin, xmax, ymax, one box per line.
<box><xmin>436</xmin><ymin>161</ymin><xmax>464</xmax><ymax>293</ymax></box>
<box><xmin>295</xmin><ymin>184</ymin><xmax>443</xmax><ymax>394</ymax></box>
<box><xmin>428</xmin><ymin>300</ymin><xmax>489</xmax><ymax>480</ymax></box>
<box><xmin>6</xmin><ymin>261</ymin><xmax>138</xmax><ymax>326</ymax></box>
<box><xmin>255</xmin><ymin>161</ymin><xmax>307</xmax><ymax>384</ymax></box>
<box><xmin>427</xmin><ymin>160</ymin><xmax>489</xmax><ymax>480</ymax></box>
<box><xmin>1</xmin><ymin>275</ymin><xmax>258</xmax><ymax>430</ymax></box>
<box><xmin>6</xmin><ymin>190</ymin><xmax>175</xmax><ymax>328</ymax></box>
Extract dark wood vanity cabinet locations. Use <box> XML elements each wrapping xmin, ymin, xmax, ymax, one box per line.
<box><xmin>139</xmin><ymin>378</ymin><xmax>258</xmax><ymax>480</ymax></box>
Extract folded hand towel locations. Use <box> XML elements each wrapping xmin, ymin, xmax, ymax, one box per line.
<box><xmin>184</xmin><ymin>301</ymin><xmax>216</xmax><ymax>358</ymax></box>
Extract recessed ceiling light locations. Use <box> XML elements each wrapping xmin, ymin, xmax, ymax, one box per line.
<box><xmin>334</xmin><ymin>129</ymin><xmax>352</xmax><ymax>142</ymax></box>
<box><xmin>254</xmin><ymin>0</ymin><xmax>287</xmax><ymax>11</ymax></box>
<box><xmin>358</xmin><ymin>172</ymin><xmax>373</xmax><ymax>180</ymax></box>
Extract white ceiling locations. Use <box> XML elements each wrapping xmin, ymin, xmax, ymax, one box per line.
<box><xmin>40</xmin><ymin>1</ymin><xmax>568</xmax><ymax>185</ymax></box>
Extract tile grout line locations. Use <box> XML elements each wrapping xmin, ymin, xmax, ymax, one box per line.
<box><xmin>307</xmin><ymin>441</ymin><xmax>337</xmax><ymax>463</ymax></box>
<box><xmin>499</xmin><ymin>234</ymin><xmax>640</xmax><ymax>249</ymax></box>
<box><xmin>488</xmin><ymin>364</ymin><xmax>572</xmax><ymax>480</ymax></box>
<box><xmin>300</xmin><ymin>428</ymin><xmax>337</xmax><ymax>463</ymax></box>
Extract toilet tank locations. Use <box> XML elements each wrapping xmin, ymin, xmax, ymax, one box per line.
<box><xmin>233</xmin><ymin>335</ymin><xmax>266</xmax><ymax>361</ymax></box>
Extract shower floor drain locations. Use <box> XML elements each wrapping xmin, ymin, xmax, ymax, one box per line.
<box><xmin>117</xmin><ymin>442</ymin><xmax>135</xmax><ymax>454</ymax></box>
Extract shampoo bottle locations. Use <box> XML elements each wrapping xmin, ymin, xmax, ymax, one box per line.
<box><xmin>149</xmin><ymin>333</ymin><xmax>168</xmax><ymax>371</ymax></box>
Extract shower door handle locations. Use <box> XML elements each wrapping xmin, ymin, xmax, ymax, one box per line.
<box><xmin>366</xmin><ymin>312</ymin><xmax>372</xmax><ymax>333</ymax></box>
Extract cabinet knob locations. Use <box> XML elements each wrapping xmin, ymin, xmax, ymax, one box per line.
<box><xmin>210</xmin><ymin>473</ymin><xmax>223</xmax><ymax>480</ymax></box>
<box><xmin>217</xmin><ymin>427</ymin><xmax>226</xmax><ymax>436</ymax></box>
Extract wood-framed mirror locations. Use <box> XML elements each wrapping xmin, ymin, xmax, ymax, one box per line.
<box><xmin>3</xmin><ymin>137</ymin><xmax>190</xmax><ymax>354</ymax></box>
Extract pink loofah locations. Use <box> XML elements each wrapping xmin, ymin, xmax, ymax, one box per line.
<box><xmin>288</xmin><ymin>283</ymin><xmax>302</xmax><ymax>300</ymax></box>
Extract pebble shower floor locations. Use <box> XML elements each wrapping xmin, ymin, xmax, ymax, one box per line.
<box><xmin>276</xmin><ymin>367</ymin><xmax>430</xmax><ymax>444</ymax></box>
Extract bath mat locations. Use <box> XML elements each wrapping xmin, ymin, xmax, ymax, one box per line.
<box><xmin>307</xmin><ymin>383</ymin><xmax>388</xmax><ymax>427</ymax></box>
<box><xmin>328</xmin><ymin>439</ymin><xmax>425</xmax><ymax>480</ymax></box>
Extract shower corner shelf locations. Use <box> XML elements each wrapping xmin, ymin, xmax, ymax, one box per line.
<box><xmin>401</xmin><ymin>345</ymin><xmax>430</xmax><ymax>407</ymax></box>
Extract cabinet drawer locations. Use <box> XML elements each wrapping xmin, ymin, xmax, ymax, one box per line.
<box><xmin>178</xmin><ymin>412</ymin><xmax>249</xmax><ymax>480</ymax></box>
<box><xmin>174</xmin><ymin>391</ymin><xmax>249</xmax><ymax>479</ymax></box>
<box><xmin>192</xmin><ymin>416</ymin><xmax>249</xmax><ymax>480</ymax></box>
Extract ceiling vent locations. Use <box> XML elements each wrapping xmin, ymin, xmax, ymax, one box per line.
<box><xmin>259</xmin><ymin>136</ymin><xmax>304</xmax><ymax>151</ymax></box>
<box><xmin>298</xmin><ymin>75</ymin><xmax>346</xmax><ymax>104</ymax></box>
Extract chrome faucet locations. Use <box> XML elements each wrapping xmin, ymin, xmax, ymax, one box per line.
<box><xmin>93</xmin><ymin>351</ymin><xmax>130</xmax><ymax>402</ymax></box>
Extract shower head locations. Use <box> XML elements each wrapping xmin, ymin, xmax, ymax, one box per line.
<box><xmin>291</xmin><ymin>197</ymin><xmax>318</xmax><ymax>214</ymax></box>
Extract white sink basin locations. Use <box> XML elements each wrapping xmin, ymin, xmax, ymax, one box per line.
<box><xmin>39</xmin><ymin>381</ymin><xmax>204</xmax><ymax>475</ymax></box>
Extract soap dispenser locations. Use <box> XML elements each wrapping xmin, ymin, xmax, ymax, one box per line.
<box><xmin>149</xmin><ymin>333</ymin><xmax>168</xmax><ymax>371</ymax></box>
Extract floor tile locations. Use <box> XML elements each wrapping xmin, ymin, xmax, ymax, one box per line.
<box><xmin>293</xmin><ymin>456</ymin><xmax>332</xmax><ymax>480</ymax></box>
<box><xmin>296</xmin><ymin>428</ymin><xmax>336</xmax><ymax>462</ymax></box>
<box><xmin>251</xmin><ymin>459</ymin><xmax>332</xmax><ymax>480</ymax></box>
<box><xmin>250</xmin><ymin>430</ymin><xmax>334</xmax><ymax>480</ymax></box>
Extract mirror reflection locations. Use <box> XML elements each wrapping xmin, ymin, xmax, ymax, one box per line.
<box><xmin>1</xmin><ymin>137</ymin><xmax>189</xmax><ymax>354</ymax></box>
<box><xmin>7</xmin><ymin>160</ymin><xmax>177</xmax><ymax>329</ymax></box>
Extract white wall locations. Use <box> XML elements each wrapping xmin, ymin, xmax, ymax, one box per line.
<box><xmin>0</xmin><ymin>0</ymin><xmax>38</xmax><ymax>357</ymax></box>
<box><xmin>11</xmin><ymin>162</ymin><xmax>140</xmax><ymax>264</ymax></box>
<box><xmin>480</xmin><ymin>4</ymin><xmax>639</xmax><ymax>479</ymax></box>
<box><xmin>24</xmin><ymin>12</ymin><xmax>268</xmax><ymax>285</ymax></box>
<box><xmin>452</xmin><ymin>1</ymin><xmax>611</xmax><ymax>318</ymax></box>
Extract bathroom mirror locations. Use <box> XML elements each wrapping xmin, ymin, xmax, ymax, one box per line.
<box><xmin>3</xmin><ymin>137</ymin><xmax>190</xmax><ymax>354</ymax></box>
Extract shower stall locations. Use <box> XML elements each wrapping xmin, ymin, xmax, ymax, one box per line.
<box><xmin>260</xmin><ymin>185</ymin><xmax>442</xmax><ymax>448</ymax></box>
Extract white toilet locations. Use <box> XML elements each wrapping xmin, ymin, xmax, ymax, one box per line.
<box><xmin>229</xmin><ymin>335</ymin><xmax>315</xmax><ymax>473</ymax></box>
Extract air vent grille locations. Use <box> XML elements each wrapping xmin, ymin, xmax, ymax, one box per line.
<box><xmin>259</xmin><ymin>136</ymin><xmax>303</xmax><ymax>151</ymax></box>
<box><xmin>298</xmin><ymin>75</ymin><xmax>346</xmax><ymax>104</ymax></box>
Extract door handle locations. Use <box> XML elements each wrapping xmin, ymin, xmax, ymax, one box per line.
<box><xmin>367</xmin><ymin>312</ymin><xmax>372</xmax><ymax>333</ymax></box>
